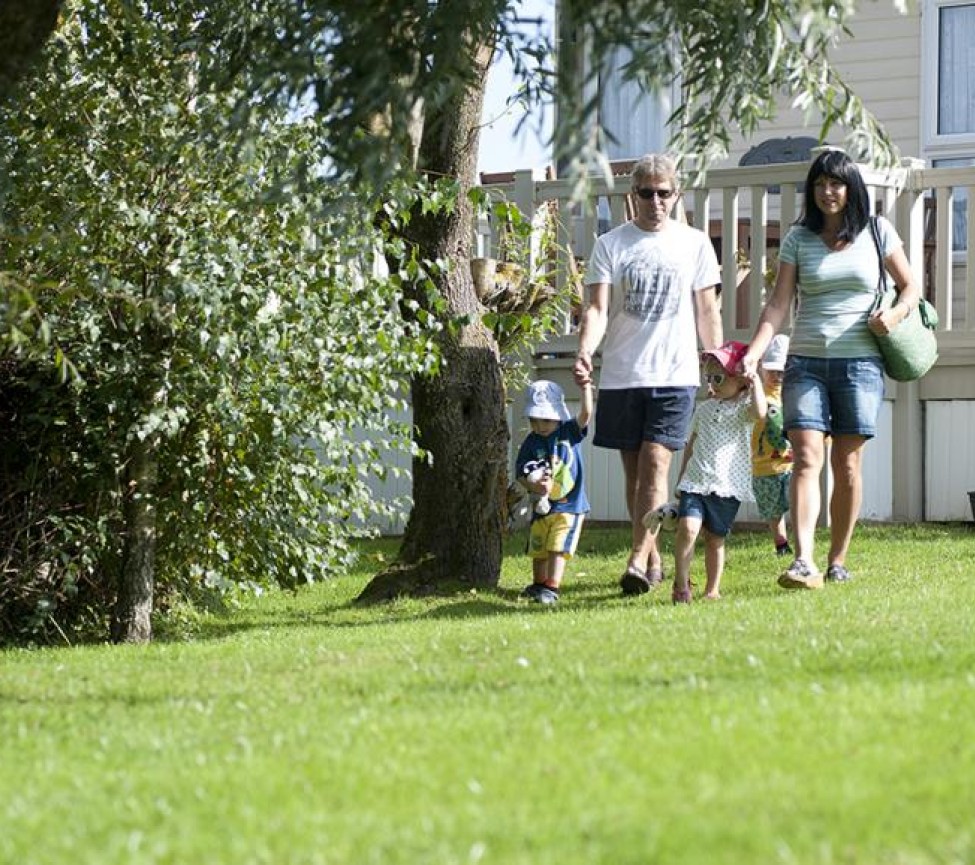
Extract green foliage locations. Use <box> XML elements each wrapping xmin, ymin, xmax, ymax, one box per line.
<box><xmin>1</xmin><ymin>524</ymin><xmax>973</xmax><ymax>862</ymax></box>
<box><xmin>469</xmin><ymin>189</ymin><xmax>577</xmax><ymax>393</ymax></box>
<box><xmin>0</xmin><ymin>0</ymin><xmax>445</xmax><ymax>643</ymax></box>
<box><xmin>0</xmin><ymin>0</ymin><xmax>913</xmax><ymax>640</ymax></box>
<box><xmin>197</xmin><ymin>0</ymin><xmax>513</xmax><ymax>185</ymax></box>
<box><xmin>193</xmin><ymin>0</ymin><xmax>899</xmax><ymax>200</ymax></box>
<box><xmin>552</xmin><ymin>1</ymin><xmax>898</xmax><ymax>190</ymax></box>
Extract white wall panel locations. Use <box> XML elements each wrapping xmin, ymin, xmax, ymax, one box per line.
<box><xmin>353</xmin><ymin>406</ymin><xmax>413</xmax><ymax>536</ymax></box>
<box><xmin>860</xmin><ymin>400</ymin><xmax>894</xmax><ymax>521</ymax></box>
<box><xmin>925</xmin><ymin>400</ymin><xmax>975</xmax><ymax>520</ymax></box>
<box><xmin>353</xmin><ymin>398</ymin><xmax>972</xmax><ymax>534</ymax></box>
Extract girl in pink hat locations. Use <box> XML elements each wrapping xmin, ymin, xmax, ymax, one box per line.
<box><xmin>669</xmin><ymin>341</ymin><xmax>768</xmax><ymax>602</ymax></box>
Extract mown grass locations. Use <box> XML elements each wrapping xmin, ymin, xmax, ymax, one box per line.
<box><xmin>1</xmin><ymin>523</ymin><xmax>974</xmax><ymax>865</ymax></box>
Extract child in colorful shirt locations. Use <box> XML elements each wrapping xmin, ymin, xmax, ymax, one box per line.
<box><xmin>671</xmin><ymin>340</ymin><xmax>767</xmax><ymax>603</ymax></box>
<box><xmin>750</xmin><ymin>334</ymin><xmax>794</xmax><ymax>557</ymax></box>
<box><xmin>515</xmin><ymin>379</ymin><xmax>594</xmax><ymax>604</ymax></box>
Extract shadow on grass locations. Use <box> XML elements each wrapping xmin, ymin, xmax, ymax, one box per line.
<box><xmin>184</xmin><ymin>526</ymin><xmax>673</xmax><ymax>641</ymax></box>
<box><xmin>187</xmin><ymin>578</ymin><xmax>635</xmax><ymax>643</ymax></box>
<box><xmin>194</xmin><ymin>586</ymin><xmax>632</xmax><ymax>640</ymax></box>
<box><xmin>178</xmin><ymin>523</ymin><xmax>975</xmax><ymax>643</ymax></box>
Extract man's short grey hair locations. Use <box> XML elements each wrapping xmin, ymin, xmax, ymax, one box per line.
<box><xmin>631</xmin><ymin>153</ymin><xmax>680</xmax><ymax>189</ymax></box>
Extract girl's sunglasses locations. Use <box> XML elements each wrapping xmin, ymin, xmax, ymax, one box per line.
<box><xmin>704</xmin><ymin>372</ymin><xmax>726</xmax><ymax>387</ymax></box>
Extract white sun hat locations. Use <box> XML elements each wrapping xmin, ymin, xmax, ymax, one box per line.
<box><xmin>762</xmin><ymin>334</ymin><xmax>790</xmax><ymax>371</ymax></box>
<box><xmin>523</xmin><ymin>380</ymin><xmax>571</xmax><ymax>422</ymax></box>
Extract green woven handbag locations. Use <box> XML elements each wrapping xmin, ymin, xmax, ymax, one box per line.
<box><xmin>868</xmin><ymin>217</ymin><xmax>939</xmax><ymax>382</ymax></box>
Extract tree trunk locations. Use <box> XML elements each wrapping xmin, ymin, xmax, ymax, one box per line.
<box><xmin>111</xmin><ymin>436</ymin><xmax>157</xmax><ymax>643</ymax></box>
<box><xmin>357</xmin><ymin>37</ymin><xmax>508</xmax><ymax>602</ymax></box>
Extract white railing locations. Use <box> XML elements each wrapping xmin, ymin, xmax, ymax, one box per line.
<box><xmin>476</xmin><ymin>159</ymin><xmax>975</xmax><ymax>349</ymax></box>
<box><xmin>477</xmin><ymin>159</ymin><xmax>975</xmax><ymax>524</ymax></box>
<box><xmin>912</xmin><ymin>164</ymin><xmax>975</xmax><ymax>336</ymax></box>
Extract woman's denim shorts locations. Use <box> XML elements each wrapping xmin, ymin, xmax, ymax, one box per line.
<box><xmin>782</xmin><ymin>355</ymin><xmax>885</xmax><ymax>438</ymax></box>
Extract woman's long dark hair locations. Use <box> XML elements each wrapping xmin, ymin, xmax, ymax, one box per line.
<box><xmin>798</xmin><ymin>149</ymin><xmax>870</xmax><ymax>241</ymax></box>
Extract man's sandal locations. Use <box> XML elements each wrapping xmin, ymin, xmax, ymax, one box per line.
<box><xmin>620</xmin><ymin>566</ymin><xmax>651</xmax><ymax>596</ymax></box>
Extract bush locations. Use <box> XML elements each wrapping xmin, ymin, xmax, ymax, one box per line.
<box><xmin>0</xmin><ymin>3</ymin><xmax>443</xmax><ymax>643</ymax></box>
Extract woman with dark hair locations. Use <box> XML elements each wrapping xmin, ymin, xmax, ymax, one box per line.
<box><xmin>741</xmin><ymin>149</ymin><xmax>920</xmax><ymax>588</ymax></box>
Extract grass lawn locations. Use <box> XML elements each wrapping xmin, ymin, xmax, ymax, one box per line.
<box><xmin>1</xmin><ymin>522</ymin><xmax>974</xmax><ymax>865</ymax></box>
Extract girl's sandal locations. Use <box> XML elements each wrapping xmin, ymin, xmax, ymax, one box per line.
<box><xmin>671</xmin><ymin>583</ymin><xmax>693</xmax><ymax>605</ymax></box>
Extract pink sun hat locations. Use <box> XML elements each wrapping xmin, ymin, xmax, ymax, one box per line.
<box><xmin>700</xmin><ymin>340</ymin><xmax>749</xmax><ymax>376</ymax></box>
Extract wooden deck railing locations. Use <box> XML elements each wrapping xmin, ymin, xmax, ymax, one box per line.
<box><xmin>475</xmin><ymin>158</ymin><xmax>975</xmax><ymax>351</ymax></box>
<box><xmin>476</xmin><ymin>158</ymin><xmax>975</xmax><ymax>523</ymax></box>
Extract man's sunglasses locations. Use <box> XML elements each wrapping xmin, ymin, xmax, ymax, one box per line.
<box><xmin>634</xmin><ymin>187</ymin><xmax>676</xmax><ymax>200</ymax></box>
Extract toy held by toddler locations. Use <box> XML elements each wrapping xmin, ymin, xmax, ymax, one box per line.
<box><xmin>514</xmin><ymin>378</ymin><xmax>594</xmax><ymax>604</ymax></box>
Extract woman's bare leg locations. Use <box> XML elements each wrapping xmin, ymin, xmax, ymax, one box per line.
<box><xmin>827</xmin><ymin>433</ymin><xmax>868</xmax><ymax>568</ymax></box>
<box><xmin>787</xmin><ymin>429</ymin><xmax>827</xmax><ymax>566</ymax></box>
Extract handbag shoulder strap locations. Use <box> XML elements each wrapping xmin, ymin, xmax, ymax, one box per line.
<box><xmin>868</xmin><ymin>215</ymin><xmax>885</xmax><ymax>295</ymax></box>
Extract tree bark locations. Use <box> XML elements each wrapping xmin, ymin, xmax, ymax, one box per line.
<box><xmin>356</xmin><ymin>37</ymin><xmax>508</xmax><ymax>602</ymax></box>
<box><xmin>0</xmin><ymin>1</ymin><xmax>61</xmax><ymax>103</ymax></box>
<box><xmin>111</xmin><ymin>436</ymin><xmax>157</xmax><ymax>643</ymax></box>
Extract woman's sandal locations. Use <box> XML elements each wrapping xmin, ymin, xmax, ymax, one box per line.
<box><xmin>671</xmin><ymin>582</ymin><xmax>693</xmax><ymax>604</ymax></box>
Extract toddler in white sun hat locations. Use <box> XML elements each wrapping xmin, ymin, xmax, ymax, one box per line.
<box><xmin>750</xmin><ymin>334</ymin><xmax>794</xmax><ymax>557</ymax></box>
<box><xmin>513</xmin><ymin>378</ymin><xmax>594</xmax><ymax>604</ymax></box>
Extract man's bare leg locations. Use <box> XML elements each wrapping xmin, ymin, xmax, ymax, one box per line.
<box><xmin>620</xmin><ymin>441</ymin><xmax>673</xmax><ymax>590</ymax></box>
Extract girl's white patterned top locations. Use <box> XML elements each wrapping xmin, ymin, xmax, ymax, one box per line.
<box><xmin>678</xmin><ymin>393</ymin><xmax>756</xmax><ymax>502</ymax></box>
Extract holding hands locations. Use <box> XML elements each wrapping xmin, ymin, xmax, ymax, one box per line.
<box><xmin>574</xmin><ymin>349</ymin><xmax>593</xmax><ymax>387</ymax></box>
<box><xmin>739</xmin><ymin>349</ymin><xmax>762</xmax><ymax>381</ymax></box>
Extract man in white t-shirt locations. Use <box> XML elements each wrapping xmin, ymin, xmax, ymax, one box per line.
<box><xmin>573</xmin><ymin>153</ymin><xmax>723</xmax><ymax>595</ymax></box>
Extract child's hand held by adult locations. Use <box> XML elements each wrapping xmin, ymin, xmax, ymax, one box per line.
<box><xmin>573</xmin><ymin>349</ymin><xmax>592</xmax><ymax>386</ymax></box>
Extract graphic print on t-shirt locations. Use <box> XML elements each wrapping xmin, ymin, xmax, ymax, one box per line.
<box><xmin>621</xmin><ymin>246</ymin><xmax>681</xmax><ymax>322</ymax></box>
<box><xmin>524</xmin><ymin>442</ymin><xmax>576</xmax><ymax>502</ymax></box>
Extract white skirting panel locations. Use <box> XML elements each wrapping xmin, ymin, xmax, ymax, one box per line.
<box><xmin>859</xmin><ymin>399</ymin><xmax>893</xmax><ymax>521</ymax></box>
<box><xmin>354</xmin><ymin>393</ymin><xmax>975</xmax><ymax>536</ymax></box>
<box><xmin>352</xmin><ymin>407</ymin><xmax>413</xmax><ymax>536</ymax></box>
<box><xmin>925</xmin><ymin>401</ymin><xmax>975</xmax><ymax>521</ymax></box>
<box><xmin>567</xmin><ymin>393</ymin><xmax>894</xmax><ymax>525</ymax></box>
